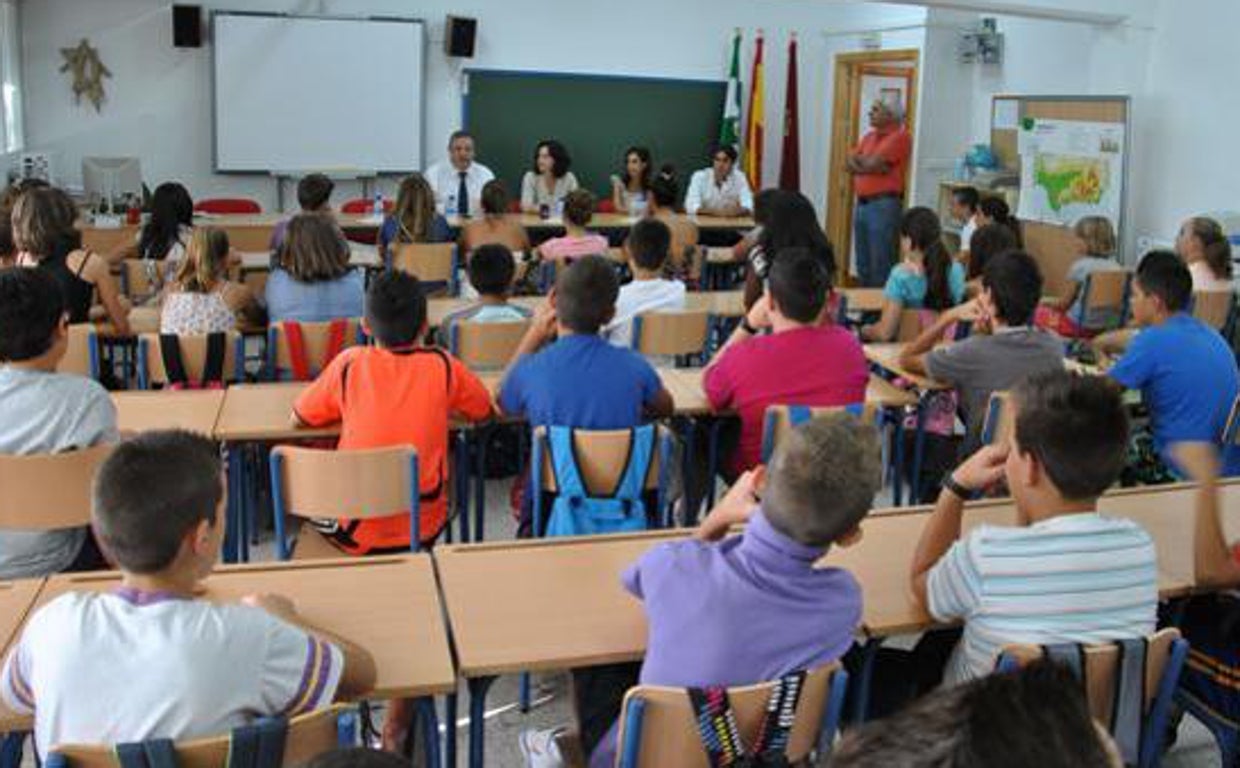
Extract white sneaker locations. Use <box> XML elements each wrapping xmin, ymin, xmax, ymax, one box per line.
<box><xmin>518</xmin><ymin>727</ymin><xmax>567</xmax><ymax>768</ymax></box>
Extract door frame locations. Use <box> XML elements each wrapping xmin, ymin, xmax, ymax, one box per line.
<box><xmin>825</xmin><ymin>48</ymin><xmax>919</xmax><ymax>287</ymax></box>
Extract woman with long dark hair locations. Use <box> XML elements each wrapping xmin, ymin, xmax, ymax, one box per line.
<box><xmin>610</xmin><ymin>146</ymin><xmax>651</xmax><ymax>213</ymax></box>
<box><xmin>861</xmin><ymin>206</ymin><xmax>965</xmax><ymax>342</ymax></box>
<box><xmin>520</xmin><ymin>139</ymin><xmax>578</xmax><ymax>213</ymax></box>
<box><xmin>137</xmin><ymin>182</ymin><xmax>194</xmax><ymax>271</ymax></box>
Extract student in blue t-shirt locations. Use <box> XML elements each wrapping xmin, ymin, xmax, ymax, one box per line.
<box><xmin>498</xmin><ymin>255</ymin><xmax>674</xmax><ymax>431</ymax></box>
<box><xmin>1109</xmin><ymin>250</ymin><xmax>1240</xmax><ymax>477</ymax></box>
<box><xmin>861</xmin><ymin>206</ymin><xmax>966</xmax><ymax>342</ymax></box>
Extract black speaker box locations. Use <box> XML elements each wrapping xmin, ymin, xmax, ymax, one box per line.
<box><xmin>172</xmin><ymin>5</ymin><xmax>202</xmax><ymax>49</ymax></box>
<box><xmin>445</xmin><ymin>16</ymin><xmax>476</xmax><ymax>58</ymax></box>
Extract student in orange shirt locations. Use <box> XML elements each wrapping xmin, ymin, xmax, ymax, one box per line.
<box><xmin>292</xmin><ymin>269</ymin><xmax>493</xmax><ymax>555</ymax></box>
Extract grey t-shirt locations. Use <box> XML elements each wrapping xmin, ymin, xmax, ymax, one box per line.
<box><xmin>926</xmin><ymin>327</ymin><xmax>1065</xmax><ymax>452</ymax></box>
<box><xmin>0</xmin><ymin>367</ymin><xmax>118</xmax><ymax>578</ymax></box>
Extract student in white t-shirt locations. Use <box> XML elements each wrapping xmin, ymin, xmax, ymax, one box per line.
<box><xmin>605</xmin><ymin>218</ymin><xmax>687</xmax><ymax>349</ymax></box>
<box><xmin>0</xmin><ymin>430</ymin><xmax>376</xmax><ymax>755</ymax></box>
<box><xmin>950</xmin><ymin>186</ymin><xmax>981</xmax><ymax>259</ymax></box>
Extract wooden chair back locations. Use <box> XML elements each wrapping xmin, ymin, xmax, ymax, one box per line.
<box><xmin>137</xmin><ymin>332</ymin><xmax>240</xmax><ymax>389</ymax></box>
<box><xmin>0</xmin><ymin>444</ymin><xmax>113</xmax><ymax>529</ymax></box>
<box><xmin>980</xmin><ymin>391</ymin><xmax>1014</xmax><ymax>447</ymax></box>
<box><xmin>48</xmin><ymin>705</ymin><xmax>353</xmax><ymax>768</ymax></box>
<box><xmin>450</xmin><ymin>320</ymin><xmax>530</xmax><ymax>369</ymax></box>
<box><xmin>1222</xmin><ymin>393</ymin><xmax>1240</xmax><ymax>446</ymax></box>
<box><xmin>615</xmin><ymin>664</ymin><xmax>842</xmax><ymax>768</ymax></box>
<box><xmin>271</xmin><ymin>445</ymin><xmax>418</xmax><ymax>521</ymax></box>
<box><xmin>391</xmin><ymin>243</ymin><xmax>456</xmax><ymax>294</ymax></box>
<box><xmin>1193</xmin><ymin>290</ymin><xmax>1235</xmax><ymax>331</ymax></box>
<box><xmin>533</xmin><ymin>426</ymin><xmax>666</xmax><ymax>495</ymax></box>
<box><xmin>56</xmin><ymin>324</ymin><xmax>98</xmax><ymax>379</ymax></box>
<box><xmin>121</xmin><ymin>259</ymin><xmax>170</xmax><ymax>300</ymax></box>
<box><xmin>1083</xmin><ymin>270</ymin><xmax>1130</xmax><ymax>311</ymax></box>
<box><xmin>268</xmin><ymin>319</ymin><xmax>363</xmax><ymax>379</ymax></box>
<box><xmin>761</xmin><ymin>403</ymin><xmax>878</xmax><ymax>464</ymax></box>
<box><xmin>896</xmin><ymin>309</ymin><xmax>937</xmax><ymax>342</ymax></box>
<box><xmin>632</xmin><ymin>310</ymin><xmax>709</xmax><ymax>357</ymax></box>
<box><xmin>999</xmin><ymin>628</ymin><xmax>1181</xmax><ymax>723</ymax></box>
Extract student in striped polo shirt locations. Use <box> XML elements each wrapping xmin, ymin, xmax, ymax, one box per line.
<box><xmin>910</xmin><ymin>370</ymin><xmax>1158</xmax><ymax>684</ymax></box>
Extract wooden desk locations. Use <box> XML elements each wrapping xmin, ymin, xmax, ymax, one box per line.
<box><xmin>237</xmin><ymin>242</ymin><xmax>380</xmax><ymax>271</ymax></box>
<box><xmin>444</xmin><ymin>213</ymin><xmax>754</xmax><ymax>231</ymax></box>
<box><xmin>658</xmin><ymin>369</ymin><xmax>917</xmax><ymax>416</ymax></box>
<box><xmin>112</xmin><ymin>390</ymin><xmax>226</xmax><ymax>436</ymax></box>
<box><xmin>80</xmin><ymin>214</ymin><xmax>383</xmax><ymax>255</ymax></box>
<box><xmin>28</xmin><ymin>556</ymin><xmax>453</xmax><ymax>701</ymax></box>
<box><xmin>863</xmin><ymin>343</ymin><xmax>949</xmax><ymax>391</ymax></box>
<box><xmin>844</xmin><ymin>288</ymin><xmax>885</xmax><ymax>314</ymax></box>
<box><xmin>0</xmin><ymin>579</ymin><xmax>49</xmax><ymax>731</ymax></box>
<box><xmin>214</xmin><ymin>382</ymin><xmax>339</xmax><ymax>442</ymax></box>
<box><xmin>424</xmin><ymin>292</ymin><xmax>747</xmax><ymax>329</ymax></box>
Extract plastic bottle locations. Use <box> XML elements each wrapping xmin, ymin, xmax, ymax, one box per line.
<box><xmin>372</xmin><ymin>192</ymin><xmax>383</xmax><ymax>218</ymax></box>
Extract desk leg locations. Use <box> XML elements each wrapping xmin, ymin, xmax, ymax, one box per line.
<box><xmin>467</xmin><ymin>676</ymin><xmax>496</xmax><ymax>768</ymax></box>
<box><xmin>445</xmin><ymin>692</ymin><xmax>458</xmax><ymax>768</ymax></box>
<box><xmin>417</xmin><ymin>697</ymin><xmax>442</xmax><ymax>768</ymax></box>
<box><xmin>850</xmin><ymin>638</ymin><xmax>885</xmax><ymax>725</ymax></box>
<box><xmin>224</xmin><ymin>445</ymin><xmax>243</xmax><ymax>564</ymax></box>
<box><xmin>682</xmin><ymin>419</ymin><xmax>698</xmax><ymax>526</ymax></box>
<box><xmin>910</xmin><ymin>398</ymin><xmax>928</xmax><ymax>505</ymax></box>
<box><xmin>455</xmin><ymin>433</ymin><xmax>471</xmax><ymax>545</ymax></box>
<box><xmin>705</xmin><ymin>419</ymin><xmax>724</xmax><ymax>509</ymax></box>
<box><xmin>0</xmin><ymin>732</ymin><xmax>24</xmax><ymax>768</ymax></box>
<box><xmin>891</xmin><ymin>411</ymin><xmax>905</xmax><ymax>507</ymax></box>
<box><xmin>474</xmin><ymin>425</ymin><xmax>496</xmax><ymax>544</ymax></box>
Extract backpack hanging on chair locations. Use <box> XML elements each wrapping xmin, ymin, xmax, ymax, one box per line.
<box><xmin>687</xmin><ymin>671</ymin><xmax>807</xmax><ymax>768</ymax></box>
<box><xmin>158</xmin><ymin>333</ymin><xmax>227</xmax><ymax>390</ymax></box>
<box><xmin>542</xmin><ymin>424</ymin><xmax>656</xmax><ymax>537</ymax></box>
<box><xmin>282</xmin><ymin>319</ymin><xmax>350</xmax><ymax>382</ymax></box>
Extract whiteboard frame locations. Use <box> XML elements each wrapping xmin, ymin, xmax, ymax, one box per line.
<box><xmin>210</xmin><ymin>11</ymin><xmax>426</xmax><ymax>176</ymax></box>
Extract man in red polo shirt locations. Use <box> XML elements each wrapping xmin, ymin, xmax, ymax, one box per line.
<box><xmin>848</xmin><ymin>100</ymin><xmax>912</xmax><ymax>287</ymax></box>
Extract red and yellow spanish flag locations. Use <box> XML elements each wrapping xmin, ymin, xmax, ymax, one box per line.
<box><xmin>742</xmin><ymin>31</ymin><xmax>764</xmax><ymax>190</ymax></box>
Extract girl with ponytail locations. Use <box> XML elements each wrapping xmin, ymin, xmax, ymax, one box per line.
<box><xmin>1177</xmin><ymin>216</ymin><xmax>1234</xmax><ymax>291</ymax></box>
<box><xmin>861</xmin><ymin>206</ymin><xmax>966</xmax><ymax>341</ymax></box>
<box><xmin>977</xmin><ymin>197</ymin><xmax>1023</xmax><ymax>249</ymax></box>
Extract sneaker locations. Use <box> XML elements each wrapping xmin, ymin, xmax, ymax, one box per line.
<box><xmin>518</xmin><ymin>727</ymin><xmax>566</xmax><ymax>768</ymax></box>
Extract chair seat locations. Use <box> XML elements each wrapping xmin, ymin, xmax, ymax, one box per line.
<box><xmin>291</xmin><ymin>526</ymin><xmax>347</xmax><ymax>560</ymax></box>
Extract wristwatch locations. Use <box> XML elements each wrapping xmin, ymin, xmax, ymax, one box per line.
<box><xmin>941</xmin><ymin>472</ymin><xmax>974</xmax><ymax>499</ymax></box>
<box><xmin>739</xmin><ymin>318</ymin><xmax>759</xmax><ymax>335</ymax></box>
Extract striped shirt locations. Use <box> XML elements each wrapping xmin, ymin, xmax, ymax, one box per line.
<box><xmin>927</xmin><ymin>512</ymin><xmax>1157</xmax><ymax>684</ymax></box>
<box><xmin>0</xmin><ymin>588</ymin><xmax>342</xmax><ymax>755</ymax></box>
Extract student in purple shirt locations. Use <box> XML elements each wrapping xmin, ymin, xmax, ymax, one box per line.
<box><xmin>521</xmin><ymin>413</ymin><xmax>881</xmax><ymax>766</ymax></box>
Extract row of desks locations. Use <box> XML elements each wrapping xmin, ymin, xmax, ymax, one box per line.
<box><xmin>2</xmin><ymin>481</ymin><xmax>1234</xmax><ymax>752</ymax></box>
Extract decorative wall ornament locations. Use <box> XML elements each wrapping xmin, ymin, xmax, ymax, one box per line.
<box><xmin>60</xmin><ymin>38</ymin><xmax>111</xmax><ymax>112</ymax></box>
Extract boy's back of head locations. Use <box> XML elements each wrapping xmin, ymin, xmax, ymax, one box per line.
<box><xmin>93</xmin><ymin>430</ymin><xmax>222</xmax><ymax>574</ymax></box>
<box><xmin>297</xmin><ymin>173</ymin><xmax>334</xmax><ymax>212</ymax></box>
<box><xmin>626</xmin><ymin>218</ymin><xmax>671</xmax><ymax>272</ymax></box>
<box><xmin>1135</xmin><ymin>249</ymin><xmax>1192</xmax><ymax>313</ymax></box>
<box><xmin>365</xmin><ymin>270</ymin><xmax>427</xmax><ymax>348</ymax></box>
<box><xmin>762</xmin><ymin>413</ymin><xmax>881</xmax><ymax>548</ymax></box>
<box><xmin>768</xmin><ymin>247</ymin><xmax>831</xmax><ymax>324</ymax></box>
<box><xmin>981</xmin><ymin>250</ymin><xmax>1043</xmax><ymax>326</ymax></box>
<box><xmin>562</xmin><ymin>189</ymin><xmax>595</xmax><ymax>227</ymax></box>
<box><xmin>468</xmin><ymin>244</ymin><xmax>516</xmax><ymax>298</ymax></box>
<box><xmin>304</xmin><ymin>748</ymin><xmax>409</xmax><ymax>768</ymax></box>
<box><xmin>0</xmin><ymin>266</ymin><xmax>64</xmax><ymax>363</ymax></box>
<box><xmin>555</xmin><ymin>255</ymin><xmax>618</xmax><ymax>335</ymax></box>
<box><xmin>1012</xmin><ymin>371</ymin><xmax>1128</xmax><ymax>502</ymax></box>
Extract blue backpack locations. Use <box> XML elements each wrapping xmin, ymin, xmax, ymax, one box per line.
<box><xmin>543</xmin><ymin>424</ymin><xmax>657</xmax><ymax>537</ymax></box>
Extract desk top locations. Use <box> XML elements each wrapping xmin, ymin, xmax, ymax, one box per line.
<box><xmin>214</xmin><ymin>383</ymin><xmax>339</xmax><ymax>442</ymax></box>
<box><xmin>863</xmin><ymin>343</ymin><xmax>949</xmax><ymax>391</ymax></box>
<box><xmin>112</xmin><ymin>390</ymin><xmax>226</xmax><ymax>437</ymax></box>
<box><xmin>238</xmin><ymin>243</ymin><xmax>380</xmax><ymax>271</ymax></box>
<box><xmin>425</xmin><ymin>292</ymin><xmax>748</xmax><ymax>328</ymax></box>
<box><xmin>32</xmin><ymin>556</ymin><xmax>455</xmax><ymax>699</ymax></box>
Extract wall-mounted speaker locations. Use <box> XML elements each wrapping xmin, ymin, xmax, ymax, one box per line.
<box><xmin>172</xmin><ymin>5</ymin><xmax>203</xmax><ymax>49</ymax></box>
<box><xmin>445</xmin><ymin>16</ymin><xmax>476</xmax><ymax>58</ymax></box>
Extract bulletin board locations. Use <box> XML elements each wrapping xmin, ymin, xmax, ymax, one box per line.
<box><xmin>990</xmin><ymin>95</ymin><xmax>1131</xmax><ymax>296</ymax></box>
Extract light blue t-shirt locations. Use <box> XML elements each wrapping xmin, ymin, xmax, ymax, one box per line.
<box><xmin>1110</xmin><ymin>313</ymin><xmax>1240</xmax><ymax>476</ymax></box>
<box><xmin>264</xmin><ymin>268</ymin><xmax>365</xmax><ymax>323</ymax></box>
<box><xmin>882</xmin><ymin>261</ymin><xmax>966</xmax><ymax>308</ymax></box>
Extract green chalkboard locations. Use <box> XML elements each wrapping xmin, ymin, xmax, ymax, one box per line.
<box><xmin>463</xmin><ymin>69</ymin><xmax>726</xmax><ymax>207</ymax></box>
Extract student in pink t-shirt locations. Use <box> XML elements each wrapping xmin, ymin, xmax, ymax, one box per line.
<box><xmin>704</xmin><ymin>246</ymin><xmax>869</xmax><ymax>476</ymax></box>
<box><xmin>535</xmin><ymin>189</ymin><xmax>609</xmax><ymax>264</ymax></box>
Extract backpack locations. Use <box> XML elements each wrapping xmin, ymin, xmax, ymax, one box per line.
<box><xmin>686</xmin><ymin>671</ymin><xmax>807</xmax><ymax>767</ymax></box>
<box><xmin>158</xmin><ymin>333</ymin><xmax>227</xmax><ymax>390</ymax></box>
<box><xmin>543</xmin><ymin>424</ymin><xmax>656</xmax><ymax>538</ymax></box>
<box><xmin>282</xmin><ymin>319</ymin><xmax>349</xmax><ymax>382</ymax></box>
<box><xmin>1039</xmin><ymin>638</ymin><xmax>1148</xmax><ymax>767</ymax></box>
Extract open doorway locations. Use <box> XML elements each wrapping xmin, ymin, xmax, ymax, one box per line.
<box><xmin>825</xmin><ymin>49</ymin><xmax>919</xmax><ymax>287</ymax></box>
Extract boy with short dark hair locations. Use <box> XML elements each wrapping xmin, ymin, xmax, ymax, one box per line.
<box><xmin>901</xmin><ymin>249</ymin><xmax>1064</xmax><ymax>454</ymax></box>
<box><xmin>1109</xmin><ymin>249</ymin><xmax>1240</xmax><ymax>477</ymax></box>
<box><xmin>436</xmin><ymin>243</ymin><xmax>531</xmax><ymax>347</ymax></box>
<box><xmin>294</xmin><ymin>269</ymin><xmax>493</xmax><ymax>553</ymax></box>
<box><xmin>910</xmin><ymin>371</ymin><xmax>1157</xmax><ymax>684</ymax></box>
<box><xmin>604</xmin><ymin>218</ymin><xmax>686</xmax><ymax>349</ymax></box>
<box><xmin>270</xmin><ymin>173</ymin><xmax>336</xmax><ymax>251</ymax></box>
<box><xmin>704</xmin><ymin>247</ymin><xmax>868</xmax><ymax>475</ymax></box>
<box><xmin>0</xmin><ymin>430</ymin><xmax>376</xmax><ymax>755</ymax></box>
<box><xmin>0</xmin><ymin>267</ymin><xmax>117</xmax><ymax>578</ymax></box>
<box><xmin>575</xmin><ymin>413</ymin><xmax>882</xmax><ymax>767</ymax></box>
<box><xmin>499</xmin><ymin>255</ymin><xmax>674</xmax><ymax>430</ymax></box>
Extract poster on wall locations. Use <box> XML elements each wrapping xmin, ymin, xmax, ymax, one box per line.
<box><xmin>1016</xmin><ymin>118</ymin><xmax>1125</xmax><ymax>227</ymax></box>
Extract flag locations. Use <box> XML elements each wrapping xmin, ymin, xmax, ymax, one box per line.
<box><xmin>742</xmin><ymin>31</ymin><xmax>765</xmax><ymax>190</ymax></box>
<box><xmin>719</xmin><ymin>30</ymin><xmax>741</xmax><ymax>150</ymax></box>
<box><xmin>779</xmin><ymin>33</ymin><xmax>800</xmax><ymax>191</ymax></box>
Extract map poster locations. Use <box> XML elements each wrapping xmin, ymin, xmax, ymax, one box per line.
<box><xmin>1016</xmin><ymin>118</ymin><xmax>1125</xmax><ymax>227</ymax></box>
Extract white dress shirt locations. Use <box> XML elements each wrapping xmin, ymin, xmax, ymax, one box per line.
<box><xmin>424</xmin><ymin>160</ymin><xmax>495</xmax><ymax>215</ymax></box>
<box><xmin>684</xmin><ymin>167</ymin><xmax>754</xmax><ymax>215</ymax></box>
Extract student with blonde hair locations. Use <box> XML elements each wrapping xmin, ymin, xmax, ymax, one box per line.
<box><xmin>378</xmin><ymin>173</ymin><xmax>452</xmax><ymax>262</ymax></box>
<box><xmin>160</xmin><ymin>227</ymin><xmax>260</xmax><ymax>335</ymax></box>
<box><xmin>266</xmin><ymin>213</ymin><xmax>365</xmax><ymax>323</ymax></box>
<box><xmin>1035</xmin><ymin>215</ymin><xmax>1122</xmax><ymax>336</ymax></box>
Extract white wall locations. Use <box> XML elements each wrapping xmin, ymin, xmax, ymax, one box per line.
<box><xmin>16</xmin><ymin>0</ymin><xmax>926</xmax><ymax>215</ymax></box>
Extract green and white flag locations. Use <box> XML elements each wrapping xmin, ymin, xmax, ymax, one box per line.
<box><xmin>720</xmin><ymin>30</ymin><xmax>741</xmax><ymax>149</ymax></box>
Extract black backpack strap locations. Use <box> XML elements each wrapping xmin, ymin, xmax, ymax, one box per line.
<box><xmin>113</xmin><ymin>742</ymin><xmax>150</xmax><ymax>768</ymax></box>
<box><xmin>253</xmin><ymin>717</ymin><xmax>288</xmax><ymax>768</ymax></box>
<box><xmin>142</xmin><ymin>739</ymin><xmax>178</xmax><ymax>768</ymax></box>
<box><xmin>1110</xmin><ymin>637</ymin><xmax>1148</xmax><ymax>766</ymax></box>
<box><xmin>158</xmin><ymin>334</ymin><xmax>190</xmax><ymax>387</ymax></box>
<box><xmin>201</xmin><ymin>332</ymin><xmax>226</xmax><ymax>386</ymax></box>
<box><xmin>688</xmin><ymin>686</ymin><xmax>747</xmax><ymax>767</ymax></box>
<box><xmin>227</xmin><ymin>721</ymin><xmax>261</xmax><ymax>768</ymax></box>
<box><xmin>752</xmin><ymin>671</ymin><xmax>806</xmax><ymax>761</ymax></box>
<box><xmin>1042</xmin><ymin>643</ymin><xmax>1085</xmax><ymax>680</ymax></box>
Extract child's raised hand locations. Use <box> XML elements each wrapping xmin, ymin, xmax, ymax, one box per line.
<box><xmin>950</xmin><ymin>443</ymin><xmax>1009</xmax><ymax>493</ymax></box>
<box><xmin>697</xmin><ymin>467</ymin><xmax>764</xmax><ymax>541</ymax></box>
<box><xmin>746</xmin><ymin>294</ymin><xmax>772</xmax><ymax>331</ymax></box>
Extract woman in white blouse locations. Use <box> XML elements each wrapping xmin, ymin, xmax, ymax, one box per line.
<box><xmin>520</xmin><ymin>139</ymin><xmax>578</xmax><ymax>214</ymax></box>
